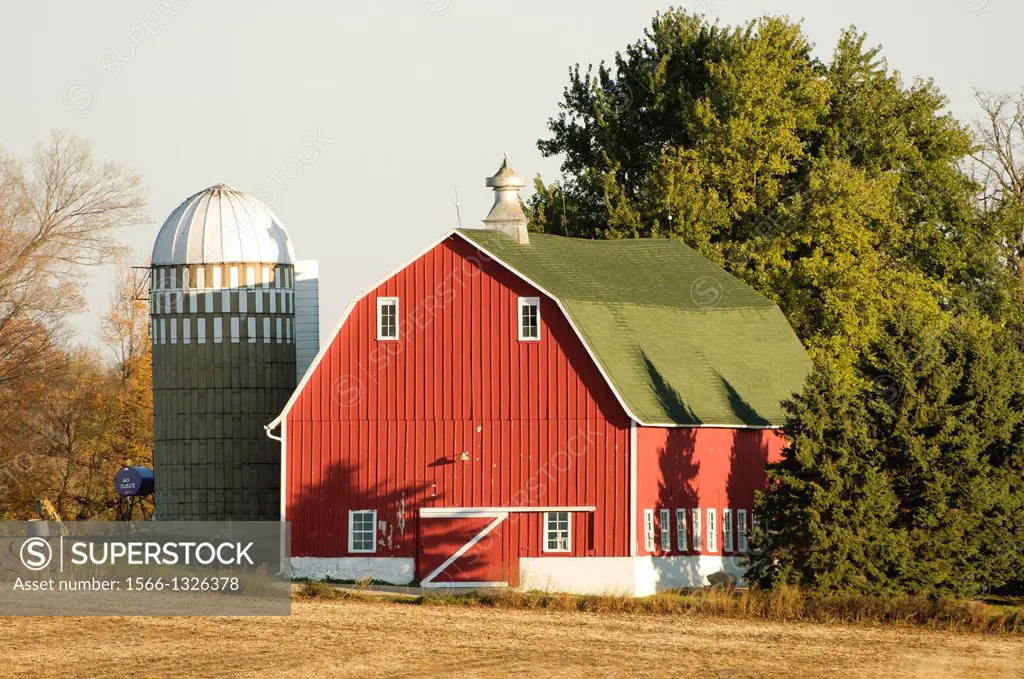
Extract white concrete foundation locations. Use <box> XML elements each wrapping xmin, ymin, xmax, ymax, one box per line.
<box><xmin>520</xmin><ymin>556</ymin><xmax>747</xmax><ymax>597</ymax></box>
<box><xmin>292</xmin><ymin>555</ymin><xmax>746</xmax><ymax>595</ymax></box>
<box><xmin>291</xmin><ymin>557</ymin><xmax>415</xmax><ymax>585</ymax></box>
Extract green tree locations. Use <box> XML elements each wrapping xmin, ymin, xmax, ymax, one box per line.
<box><xmin>531</xmin><ymin>11</ymin><xmax>1010</xmax><ymax>366</ymax></box>
<box><xmin>748</xmin><ymin>305</ymin><xmax>1024</xmax><ymax>596</ymax></box>
<box><xmin>534</xmin><ymin>9</ymin><xmax>1024</xmax><ymax>594</ymax></box>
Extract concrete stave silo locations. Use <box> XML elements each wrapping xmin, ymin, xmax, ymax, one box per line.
<box><xmin>149</xmin><ymin>183</ymin><xmax>314</xmax><ymax>521</ymax></box>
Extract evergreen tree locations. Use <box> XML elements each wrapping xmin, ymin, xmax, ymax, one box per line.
<box><xmin>749</xmin><ymin>306</ymin><xmax>1024</xmax><ymax>596</ymax></box>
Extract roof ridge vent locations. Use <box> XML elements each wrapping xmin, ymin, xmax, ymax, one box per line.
<box><xmin>483</xmin><ymin>154</ymin><xmax>529</xmax><ymax>244</ymax></box>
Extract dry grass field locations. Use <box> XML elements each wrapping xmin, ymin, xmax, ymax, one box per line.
<box><xmin>0</xmin><ymin>596</ymin><xmax>1021</xmax><ymax>678</ymax></box>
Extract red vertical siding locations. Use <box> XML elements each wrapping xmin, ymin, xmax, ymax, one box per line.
<box><xmin>286</xmin><ymin>235</ymin><xmax>630</xmax><ymax>559</ymax></box>
<box><xmin>635</xmin><ymin>426</ymin><xmax>784</xmax><ymax>557</ymax></box>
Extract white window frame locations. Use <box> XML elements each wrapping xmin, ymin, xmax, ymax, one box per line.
<box><xmin>643</xmin><ymin>509</ymin><xmax>655</xmax><ymax>553</ymax></box>
<box><xmin>676</xmin><ymin>508</ymin><xmax>687</xmax><ymax>552</ymax></box>
<box><xmin>377</xmin><ymin>296</ymin><xmax>399</xmax><ymax>340</ymax></box>
<box><xmin>737</xmin><ymin>509</ymin><xmax>749</xmax><ymax>553</ymax></box>
<box><xmin>722</xmin><ymin>508</ymin><xmax>733</xmax><ymax>553</ymax></box>
<box><xmin>691</xmin><ymin>508</ymin><xmax>702</xmax><ymax>551</ymax></box>
<box><xmin>517</xmin><ymin>296</ymin><xmax>541</xmax><ymax>341</ymax></box>
<box><xmin>543</xmin><ymin>511</ymin><xmax>571</xmax><ymax>553</ymax></box>
<box><xmin>659</xmin><ymin>509</ymin><xmax>671</xmax><ymax>553</ymax></box>
<box><xmin>706</xmin><ymin>509</ymin><xmax>718</xmax><ymax>553</ymax></box>
<box><xmin>348</xmin><ymin>509</ymin><xmax>377</xmax><ymax>553</ymax></box>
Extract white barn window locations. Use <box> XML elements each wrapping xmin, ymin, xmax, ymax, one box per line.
<box><xmin>543</xmin><ymin>511</ymin><xmax>571</xmax><ymax>552</ymax></box>
<box><xmin>737</xmin><ymin>509</ymin><xmax>749</xmax><ymax>553</ymax></box>
<box><xmin>676</xmin><ymin>508</ymin><xmax>687</xmax><ymax>552</ymax></box>
<box><xmin>518</xmin><ymin>297</ymin><xmax>540</xmax><ymax>341</ymax></box>
<box><xmin>377</xmin><ymin>297</ymin><xmax>399</xmax><ymax>340</ymax></box>
<box><xmin>706</xmin><ymin>509</ymin><xmax>718</xmax><ymax>553</ymax></box>
<box><xmin>691</xmin><ymin>508</ymin><xmax>702</xmax><ymax>551</ymax></box>
<box><xmin>348</xmin><ymin>510</ymin><xmax>376</xmax><ymax>553</ymax></box>
<box><xmin>722</xmin><ymin>508</ymin><xmax>733</xmax><ymax>553</ymax></box>
<box><xmin>643</xmin><ymin>509</ymin><xmax>655</xmax><ymax>552</ymax></box>
<box><xmin>659</xmin><ymin>509</ymin><xmax>671</xmax><ymax>553</ymax></box>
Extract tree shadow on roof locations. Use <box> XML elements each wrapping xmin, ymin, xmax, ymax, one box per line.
<box><xmin>719</xmin><ymin>374</ymin><xmax>770</xmax><ymax>426</ymax></box>
<box><xmin>640</xmin><ymin>349</ymin><xmax>702</xmax><ymax>425</ymax></box>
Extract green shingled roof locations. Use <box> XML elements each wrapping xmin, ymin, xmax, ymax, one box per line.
<box><xmin>456</xmin><ymin>229</ymin><xmax>811</xmax><ymax>426</ymax></box>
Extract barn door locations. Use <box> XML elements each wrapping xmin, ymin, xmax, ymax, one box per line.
<box><xmin>418</xmin><ymin>511</ymin><xmax>514</xmax><ymax>588</ymax></box>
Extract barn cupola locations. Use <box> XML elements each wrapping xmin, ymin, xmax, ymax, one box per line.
<box><xmin>483</xmin><ymin>155</ymin><xmax>529</xmax><ymax>244</ymax></box>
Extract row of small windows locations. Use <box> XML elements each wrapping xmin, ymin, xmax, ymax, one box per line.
<box><xmin>151</xmin><ymin>316</ymin><xmax>294</xmax><ymax>345</ymax></box>
<box><xmin>375</xmin><ymin>296</ymin><xmax>541</xmax><ymax>341</ymax></box>
<box><xmin>346</xmin><ymin>510</ymin><xmax>572</xmax><ymax>554</ymax></box>
<box><xmin>152</xmin><ymin>264</ymin><xmax>293</xmax><ymax>291</ymax></box>
<box><xmin>152</xmin><ymin>289</ymin><xmax>293</xmax><ymax>315</ymax></box>
<box><xmin>644</xmin><ymin>508</ymin><xmax>754</xmax><ymax>554</ymax></box>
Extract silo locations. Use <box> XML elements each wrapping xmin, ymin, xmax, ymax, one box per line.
<box><xmin>149</xmin><ymin>183</ymin><xmax>300</xmax><ymax>520</ymax></box>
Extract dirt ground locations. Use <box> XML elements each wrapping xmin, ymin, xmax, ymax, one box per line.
<box><xmin>0</xmin><ymin>598</ymin><xmax>1021</xmax><ymax>678</ymax></box>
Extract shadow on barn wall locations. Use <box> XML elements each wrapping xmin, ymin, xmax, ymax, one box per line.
<box><xmin>289</xmin><ymin>456</ymin><xmax>429</xmax><ymax>559</ymax></box>
<box><xmin>726</xmin><ymin>381</ymin><xmax>771</xmax><ymax>581</ymax></box>
<box><xmin>653</xmin><ymin>428</ymin><xmax>702</xmax><ymax>589</ymax></box>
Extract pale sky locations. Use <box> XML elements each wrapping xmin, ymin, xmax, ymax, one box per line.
<box><xmin>1</xmin><ymin>0</ymin><xmax>1017</xmax><ymax>348</ymax></box>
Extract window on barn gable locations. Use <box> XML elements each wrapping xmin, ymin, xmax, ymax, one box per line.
<box><xmin>349</xmin><ymin>510</ymin><xmax>377</xmax><ymax>553</ymax></box>
<box><xmin>377</xmin><ymin>297</ymin><xmax>399</xmax><ymax>340</ymax></box>
<box><xmin>659</xmin><ymin>509</ymin><xmax>671</xmax><ymax>553</ymax></box>
<box><xmin>518</xmin><ymin>297</ymin><xmax>540</xmax><ymax>341</ymax></box>
<box><xmin>706</xmin><ymin>509</ymin><xmax>717</xmax><ymax>553</ymax></box>
<box><xmin>643</xmin><ymin>509</ymin><xmax>655</xmax><ymax>552</ymax></box>
<box><xmin>544</xmin><ymin>512</ymin><xmax>571</xmax><ymax>552</ymax></box>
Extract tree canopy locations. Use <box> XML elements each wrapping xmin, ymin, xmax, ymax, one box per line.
<box><xmin>531</xmin><ymin>9</ymin><xmax>1024</xmax><ymax>595</ymax></box>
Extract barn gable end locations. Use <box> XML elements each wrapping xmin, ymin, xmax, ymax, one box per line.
<box><xmin>280</xmin><ymin>234</ymin><xmax>632</xmax><ymax>580</ymax></box>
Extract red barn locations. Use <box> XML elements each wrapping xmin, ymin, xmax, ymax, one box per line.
<box><xmin>266</xmin><ymin>159</ymin><xmax>809</xmax><ymax>595</ymax></box>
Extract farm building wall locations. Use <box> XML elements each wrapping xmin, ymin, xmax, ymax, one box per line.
<box><xmin>634</xmin><ymin>426</ymin><xmax>785</xmax><ymax>559</ymax></box>
<box><xmin>514</xmin><ymin>428</ymin><xmax>785</xmax><ymax>595</ymax></box>
<box><xmin>284</xmin><ymin>235</ymin><xmax>632</xmax><ymax>574</ymax></box>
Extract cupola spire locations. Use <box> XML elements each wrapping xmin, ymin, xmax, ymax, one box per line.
<box><xmin>483</xmin><ymin>155</ymin><xmax>529</xmax><ymax>244</ymax></box>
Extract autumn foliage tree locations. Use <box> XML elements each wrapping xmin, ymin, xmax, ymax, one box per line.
<box><xmin>0</xmin><ymin>132</ymin><xmax>147</xmax><ymax>519</ymax></box>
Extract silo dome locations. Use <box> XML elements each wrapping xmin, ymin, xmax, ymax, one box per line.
<box><xmin>151</xmin><ymin>183</ymin><xmax>296</xmax><ymax>266</ymax></box>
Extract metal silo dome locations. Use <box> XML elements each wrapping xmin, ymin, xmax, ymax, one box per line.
<box><xmin>149</xmin><ymin>183</ymin><xmax>299</xmax><ymax>522</ymax></box>
<box><xmin>151</xmin><ymin>183</ymin><xmax>296</xmax><ymax>265</ymax></box>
